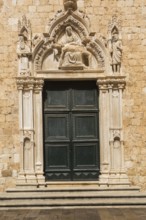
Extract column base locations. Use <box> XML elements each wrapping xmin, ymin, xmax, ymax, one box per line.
<box><xmin>36</xmin><ymin>172</ymin><xmax>46</xmax><ymax>188</ymax></box>
<box><xmin>16</xmin><ymin>172</ymin><xmax>26</xmax><ymax>184</ymax></box>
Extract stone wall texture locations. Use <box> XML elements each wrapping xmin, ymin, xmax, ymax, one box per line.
<box><xmin>0</xmin><ymin>0</ymin><xmax>146</xmax><ymax>191</ymax></box>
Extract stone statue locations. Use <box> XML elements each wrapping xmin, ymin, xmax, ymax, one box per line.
<box><xmin>110</xmin><ymin>29</ymin><xmax>122</xmax><ymax>73</ymax></box>
<box><xmin>63</xmin><ymin>0</ymin><xmax>77</xmax><ymax>11</ymax></box>
<box><xmin>52</xmin><ymin>26</ymin><xmax>90</xmax><ymax>69</ymax></box>
<box><xmin>17</xmin><ymin>34</ymin><xmax>30</xmax><ymax>54</ymax></box>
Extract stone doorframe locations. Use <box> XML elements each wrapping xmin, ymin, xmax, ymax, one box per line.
<box><xmin>16</xmin><ymin>73</ymin><xmax>130</xmax><ymax>188</ymax></box>
<box><xmin>16</xmin><ymin>1</ymin><xmax>130</xmax><ymax>188</ymax></box>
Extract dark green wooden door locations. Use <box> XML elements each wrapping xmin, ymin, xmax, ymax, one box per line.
<box><xmin>43</xmin><ymin>81</ymin><xmax>100</xmax><ymax>181</ymax></box>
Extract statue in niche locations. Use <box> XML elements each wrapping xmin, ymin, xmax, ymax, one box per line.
<box><xmin>109</xmin><ymin>29</ymin><xmax>122</xmax><ymax>73</ymax></box>
<box><xmin>52</xmin><ymin>26</ymin><xmax>90</xmax><ymax>69</ymax></box>
<box><xmin>17</xmin><ymin>34</ymin><xmax>30</xmax><ymax>54</ymax></box>
<box><xmin>17</xmin><ymin>34</ymin><xmax>31</xmax><ymax>74</ymax></box>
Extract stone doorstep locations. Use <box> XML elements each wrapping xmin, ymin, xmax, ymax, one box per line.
<box><xmin>6</xmin><ymin>181</ymin><xmax>140</xmax><ymax>193</ymax></box>
<box><xmin>6</xmin><ymin>186</ymin><xmax>140</xmax><ymax>193</ymax></box>
<box><xmin>0</xmin><ymin>195</ymin><xmax>146</xmax><ymax>209</ymax></box>
<box><xmin>0</xmin><ymin>189</ymin><xmax>146</xmax><ymax>208</ymax></box>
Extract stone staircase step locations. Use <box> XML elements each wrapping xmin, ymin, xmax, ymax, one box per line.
<box><xmin>0</xmin><ymin>190</ymin><xmax>146</xmax><ymax>208</ymax></box>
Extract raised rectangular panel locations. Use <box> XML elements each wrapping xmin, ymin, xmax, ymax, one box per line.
<box><xmin>73</xmin><ymin>114</ymin><xmax>97</xmax><ymax>139</ymax></box>
<box><xmin>23</xmin><ymin>91</ymin><xmax>32</xmax><ymax>129</ymax></box>
<box><xmin>73</xmin><ymin>143</ymin><xmax>98</xmax><ymax>168</ymax></box>
<box><xmin>44</xmin><ymin>114</ymin><xmax>69</xmax><ymax>140</ymax></box>
<box><xmin>72</xmin><ymin>87</ymin><xmax>97</xmax><ymax>109</ymax></box>
<box><xmin>44</xmin><ymin>82</ymin><xmax>69</xmax><ymax>110</ymax></box>
<box><xmin>45</xmin><ymin>144</ymin><xmax>70</xmax><ymax>169</ymax></box>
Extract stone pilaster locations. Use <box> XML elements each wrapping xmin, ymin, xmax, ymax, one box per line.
<box><xmin>16</xmin><ymin>78</ymin><xmax>37</xmax><ymax>186</ymax></box>
<box><xmin>34</xmin><ymin>79</ymin><xmax>45</xmax><ymax>186</ymax></box>
<box><xmin>97</xmin><ymin>80</ymin><xmax>110</xmax><ymax>184</ymax></box>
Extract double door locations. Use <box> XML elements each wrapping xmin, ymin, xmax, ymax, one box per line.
<box><xmin>43</xmin><ymin>81</ymin><xmax>100</xmax><ymax>181</ymax></box>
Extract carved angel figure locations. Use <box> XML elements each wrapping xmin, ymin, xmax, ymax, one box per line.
<box><xmin>110</xmin><ymin>30</ymin><xmax>122</xmax><ymax>73</ymax></box>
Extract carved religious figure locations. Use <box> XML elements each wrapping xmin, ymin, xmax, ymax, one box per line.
<box><xmin>17</xmin><ymin>34</ymin><xmax>30</xmax><ymax>54</ymax></box>
<box><xmin>109</xmin><ymin>29</ymin><xmax>122</xmax><ymax>73</ymax></box>
<box><xmin>52</xmin><ymin>26</ymin><xmax>90</xmax><ymax>69</ymax></box>
<box><xmin>63</xmin><ymin>0</ymin><xmax>77</xmax><ymax>11</ymax></box>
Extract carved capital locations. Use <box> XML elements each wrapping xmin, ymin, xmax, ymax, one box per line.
<box><xmin>16</xmin><ymin>77</ymin><xmax>35</xmax><ymax>90</ymax></box>
<box><xmin>97</xmin><ymin>76</ymin><xmax>126</xmax><ymax>91</ymax></box>
<box><xmin>34</xmin><ymin>79</ymin><xmax>44</xmax><ymax>93</ymax></box>
<box><xmin>97</xmin><ymin>80</ymin><xmax>108</xmax><ymax>91</ymax></box>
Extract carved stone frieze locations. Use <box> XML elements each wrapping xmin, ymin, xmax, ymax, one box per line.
<box><xmin>97</xmin><ymin>76</ymin><xmax>126</xmax><ymax>90</ymax></box>
<box><xmin>16</xmin><ymin>77</ymin><xmax>44</xmax><ymax>91</ymax></box>
<box><xmin>16</xmin><ymin>77</ymin><xmax>35</xmax><ymax>90</ymax></box>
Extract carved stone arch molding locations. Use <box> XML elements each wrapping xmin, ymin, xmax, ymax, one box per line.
<box><xmin>16</xmin><ymin>1</ymin><xmax>131</xmax><ymax>189</ymax></box>
<box><xmin>32</xmin><ymin>7</ymin><xmax>109</xmax><ymax>74</ymax></box>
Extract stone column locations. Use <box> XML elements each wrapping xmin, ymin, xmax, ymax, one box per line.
<box><xmin>97</xmin><ymin>80</ymin><xmax>110</xmax><ymax>184</ymax></box>
<box><xmin>16</xmin><ymin>83</ymin><xmax>26</xmax><ymax>184</ymax></box>
<box><xmin>34</xmin><ymin>79</ymin><xmax>45</xmax><ymax>186</ymax></box>
<box><xmin>16</xmin><ymin>78</ymin><xmax>37</xmax><ymax>186</ymax></box>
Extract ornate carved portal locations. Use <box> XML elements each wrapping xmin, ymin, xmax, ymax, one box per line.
<box><xmin>16</xmin><ymin>1</ymin><xmax>130</xmax><ymax>188</ymax></box>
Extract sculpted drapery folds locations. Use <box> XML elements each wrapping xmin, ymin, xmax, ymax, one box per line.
<box><xmin>52</xmin><ymin>26</ymin><xmax>90</xmax><ymax>69</ymax></box>
<box><xmin>110</xmin><ymin>29</ymin><xmax>122</xmax><ymax>73</ymax></box>
<box><xmin>108</xmin><ymin>15</ymin><xmax>123</xmax><ymax>74</ymax></box>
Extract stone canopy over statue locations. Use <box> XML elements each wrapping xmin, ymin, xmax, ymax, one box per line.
<box><xmin>52</xmin><ymin>26</ymin><xmax>90</xmax><ymax>70</ymax></box>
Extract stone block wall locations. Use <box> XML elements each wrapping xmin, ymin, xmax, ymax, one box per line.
<box><xmin>0</xmin><ymin>0</ymin><xmax>146</xmax><ymax>191</ymax></box>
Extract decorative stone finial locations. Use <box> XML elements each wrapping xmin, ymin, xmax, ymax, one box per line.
<box><xmin>63</xmin><ymin>0</ymin><xmax>77</xmax><ymax>11</ymax></box>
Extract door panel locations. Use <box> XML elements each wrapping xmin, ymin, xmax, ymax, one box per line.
<box><xmin>73</xmin><ymin>143</ymin><xmax>97</xmax><ymax>167</ymax></box>
<box><xmin>45</xmin><ymin>144</ymin><xmax>70</xmax><ymax>168</ymax></box>
<box><xmin>45</xmin><ymin>114</ymin><xmax>69</xmax><ymax>140</ymax></box>
<box><xmin>43</xmin><ymin>81</ymin><xmax>100</xmax><ymax>181</ymax></box>
<box><xmin>73</xmin><ymin>114</ymin><xmax>97</xmax><ymax>139</ymax></box>
<box><xmin>73</xmin><ymin>89</ymin><xmax>97</xmax><ymax>108</ymax></box>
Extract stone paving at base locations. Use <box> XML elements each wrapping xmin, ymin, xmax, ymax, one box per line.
<box><xmin>0</xmin><ymin>209</ymin><xmax>146</xmax><ymax>220</ymax></box>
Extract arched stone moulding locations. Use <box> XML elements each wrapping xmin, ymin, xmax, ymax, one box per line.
<box><xmin>16</xmin><ymin>2</ymin><xmax>130</xmax><ymax>189</ymax></box>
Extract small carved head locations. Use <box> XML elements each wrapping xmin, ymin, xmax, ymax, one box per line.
<box><xmin>63</xmin><ymin>0</ymin><xmax>77</xmax><ymax>11</ymax></box>
<box><xmin>66</xmin><ymin>26</ymin><xmax>73</xmax><ymax>36</ymax></box>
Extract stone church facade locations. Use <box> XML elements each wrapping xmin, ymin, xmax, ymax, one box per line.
<box><xmin>0</xmin><ymin>0</ymin><xmax>146</xmax><ymax>192</ymax></box>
